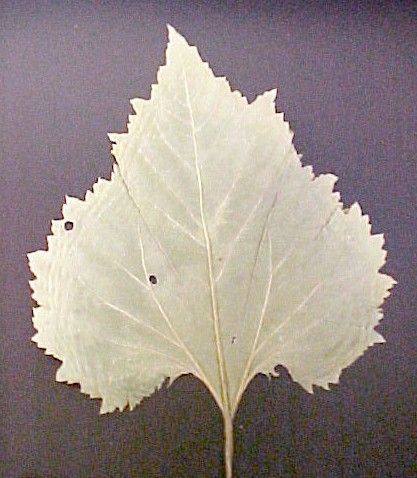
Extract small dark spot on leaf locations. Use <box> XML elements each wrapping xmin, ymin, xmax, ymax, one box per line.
<box><xmin>218</xmin><ymin>257</ymin><xmax>223</xmax><ymax>262</ymax></box>
<box><xmin>149</xmin><ymin>275</ymin><xmax>158</xmax><ymax>285</ymax></box>
<box><xmin>64</xmin><ymin>221</ymin><xmax>74</xmax><ymax>231</ymax></box>
<box><xmin>231</xmin><ymin>336</ymin><xmax>237</xmax><ymax>344</ymax></box>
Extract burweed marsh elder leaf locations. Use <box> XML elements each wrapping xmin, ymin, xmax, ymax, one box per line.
<box><xmin>28</xmin><ymin>26</ymin><xmax>395</xmax><ymax>477</ymax></box>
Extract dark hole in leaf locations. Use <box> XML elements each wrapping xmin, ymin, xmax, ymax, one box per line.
<box><xmin>64</xmin><ymin>221</ymin><xmax>74</xmax><ymax>231</ymax></box>
<box><xmin>149</xmin><ymin>275</ymin><xmax>158</xmax><ymax>285</ymax></box>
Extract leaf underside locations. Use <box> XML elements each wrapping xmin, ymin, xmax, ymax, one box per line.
<box><xmin>28</xmin><ymin>26</ymin><xmax>394</xmax><ymax>415</ymax></box>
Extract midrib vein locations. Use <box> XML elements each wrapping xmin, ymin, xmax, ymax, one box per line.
<box><xmin>183</xmin><ymin>66</ymin><xmax>231</xmax><ymax>415</ymax></box>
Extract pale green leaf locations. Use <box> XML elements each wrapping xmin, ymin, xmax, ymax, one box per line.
<box><xmin>28</xmin><ymin>26</ymin><xmax>394</xmax><ymax>474</ymax></box>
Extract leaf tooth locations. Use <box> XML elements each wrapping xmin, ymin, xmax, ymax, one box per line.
<box><xmin>92</xmin><ymin>176</ymin><xmax>108</xmax><ymax>195</ymax></box>
<box><xmin>31</xmin><ymin>332</ymin><xmax>40</xmax><ymax>345</ymax></box>
<box><xmin>130</xmin><ymin>97</ymin><xmax>146</xmax><ymax>113</ymax></box>
<box><xmin>372</xmin><ymin>233</ymin><xmax>385</xmax><ymax>249</ymax></box>
<box><xmin>349</xmin><ymin>201</ymin><xmax>362</xmax><ymax>217</ymax></box>
<box><xmin>46</xmin><ymin>231</ymin><xmax>59</xmax><ymax>252</ymax></box>
<box><xmin>64</xmin><ymin>194</ymin><xmax>78</xmax><ymax>204</ymax></box>
<box><xmin>108</xmin><ymin>132</ymin><xmax>128</xmax><ymax>144</ymax></box>
<box><xmin>32</xmin><ymin>332</ymin><xmax>55</xmax><ymax>357</ymax></box>
<box><xmin>50</xmin><ymin>219</ymin><xmax>66</xmax><ymax>239</ymax></box>
<box><xmin>27</xmin><ymin>250</ymin><xmax>48</xmax><ymax>276</ymax></box>
<box><xmin>328</xmin><ymin>372</ymin><xmax>342</xmax><ymax>386</ymax></box>
<box><xmin>107</xmin><ymin>133</ymin><xmax>120</xmax><ymax>143</ymax></box>
<box><xmin>252</xmin><ymin>88</ymin><xmax>278</xmax><ymax>114</ymax></box>
<box><xmin>127</xmin><ymin>114</ymin><xmax>140</xmax><ymax>132</ymax></box>
<box><xmin>305</xmin><ymin>383</ymin><xmax>314</xmax><ymax>394</ymax></box>
<box><xmin>62</xmin><ymin>195</ymin><xmax>81</xmax><ymax>216</ymax></box>
<box><xmin>100</xmin><ymin>402</ymin><xmax>115</xmax><ymax>414</ymax></box>
<box><xmin>315</xmin><ymin>172</ymin><xmax>339</xmax><ymax>190</ymax></box>
<box><xmin>303</xmin><ymin>164</ymin><xmax>314</xmax><ymax>180</ymax></box>
<box><xmin>382</xmin><ymin>273</ymin><xmax>397</xmax><ymax>290</ymax></box>
<box><xmin>56</xmin><ymin>362</ymin><xmax>77</xmax><ymax>385</ymax></box>
<box><xmin>373</xmin><ymin>332</ymin><xmax>386</xmax><ymax>345</ymax></box>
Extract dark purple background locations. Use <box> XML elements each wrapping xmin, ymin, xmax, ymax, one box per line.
<box><xmin>1</xmin><ymin>1</ymin><xmax>416</xmax><ymax>477</ymax></box>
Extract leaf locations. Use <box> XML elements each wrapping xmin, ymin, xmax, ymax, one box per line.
<box><xmin>28</xmin><ymin>26</ymin><xmax>395</xmax><ymax>476</ymax></box>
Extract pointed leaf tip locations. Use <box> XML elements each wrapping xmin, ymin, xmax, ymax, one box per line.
<box><xmin>167</xmin><ymin>24</ymin><xmax>187</xmax><ymax>45</ymax></box>
<box><xmin>166</xmin><ymin>24</ymin><xmax>176</xmax><ymax>35</ymax></box>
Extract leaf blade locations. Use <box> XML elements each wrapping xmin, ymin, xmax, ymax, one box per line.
<box><xmin>29</xmin><ymin>26</ymin><xmax>394</xmax><ymax>420</ymax></box>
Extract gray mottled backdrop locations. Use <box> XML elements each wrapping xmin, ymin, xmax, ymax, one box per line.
<box><xmin>1</xmin><ymin>1</ymin><xmax>416</xmax><ymax>476</ymax></box>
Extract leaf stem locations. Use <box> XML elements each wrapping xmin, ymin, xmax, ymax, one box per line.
<box><xmin>223</xmin><ymin>412</ymin><xmax>234</xmax><ymax>478</ymax></box>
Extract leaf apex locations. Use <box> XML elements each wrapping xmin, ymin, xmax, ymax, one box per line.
<box><xmin>167</xmin><ymin>24</ymin><xmax>186</xmax><ymax>46</ymax></box>
<box><xmin>166</xmin><ymin>23</ymin><xmax>176</xmax><ymax>35</ymax></box>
